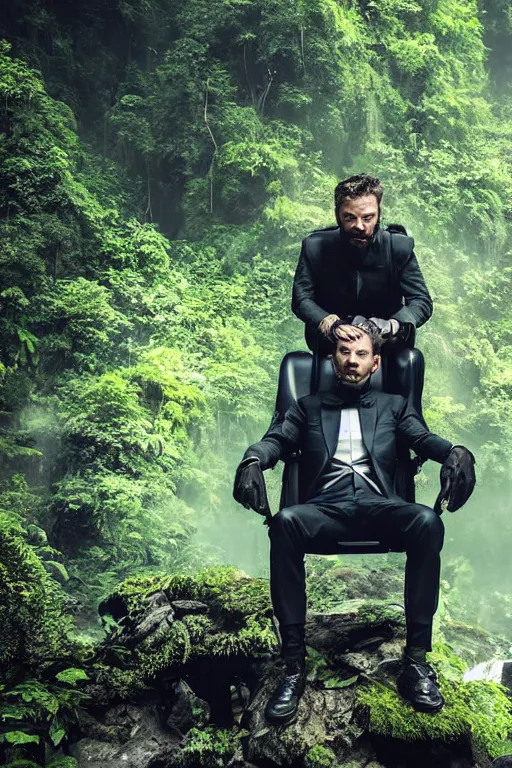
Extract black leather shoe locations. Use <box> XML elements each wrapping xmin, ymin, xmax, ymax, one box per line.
<box><xmin>397</xmin><ymin>657</ymin><xmax>444</xmax><ymax>713</ymax></box>
<box><xmin>265</xmin><ymin>660</ymin><xmax>306</xmax><ymax>726</ymax></box>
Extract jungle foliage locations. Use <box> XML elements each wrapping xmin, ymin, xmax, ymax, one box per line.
<box><xmin>0</xmin><ymin>0</ymin><xmax>512</xmax><ymax>759</ymax></box>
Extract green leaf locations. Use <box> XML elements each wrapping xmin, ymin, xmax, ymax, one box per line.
<box><xmin>322</xmin><ymin>674</ymin><xmax>359</xmax><ymax>689</ymax></box>
<box><xmin>55</xmin><ymin>668</ymin><xmax>89</xmax><ymax>685</ymax></box>
<box><xmin>50</xmin><ymin>727</ymin><xmax>66</xmax><ymax>746</ymax></box>
<box><xmin>2</xmin><ymin>730</ymin><xmax>40</xmax><ymax>745</ymax></box>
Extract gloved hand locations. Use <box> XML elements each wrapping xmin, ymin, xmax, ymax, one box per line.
<box><xmin>434</xmin><ymin>446</ymin><xmax>476</xmax><ymax>514</ymax></box>
<box><xmin>233</xmin><ymin>457</ymin><xmax>271</xmax><ymax>518</ymax></box>
<box><xmin>368</xmin><ymin>317</ymin><xmax>401</xmax><ymax>340</ymax></box>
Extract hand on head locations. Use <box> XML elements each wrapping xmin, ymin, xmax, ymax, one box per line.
<box><xmin>318</xmin><ymin>314</ymin><xmax>341</xmax><ymax>336</ymax></box>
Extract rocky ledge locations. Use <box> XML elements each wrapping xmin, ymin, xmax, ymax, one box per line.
<box><xmin>2</xmin><ymin>565</ymin><xmax>510</xmax><ymax>767</ymax></box>
<box><xmin>58</xmin><ymin>566</ymin><xmax>512</xmax><ymax>768</ymax></box>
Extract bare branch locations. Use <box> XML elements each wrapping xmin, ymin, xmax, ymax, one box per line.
<box><xmin>258</xmin><ymin>67</ymin><xmax>274</xmax><ymax>116</ymax></box>
<box><xmin>204</xmin><ymin>78</ymin><xmax>218</xmax><ymax>214</ymax></box>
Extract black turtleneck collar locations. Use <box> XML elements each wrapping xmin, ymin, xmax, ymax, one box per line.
<box><xmin>334</xmin><ymin>376</ymin><xmax>372</xmax><ymax>403</ymax></box>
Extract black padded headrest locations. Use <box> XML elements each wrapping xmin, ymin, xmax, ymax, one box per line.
<box><xmin>275</xmin><ymin>348</ymin><xmax>424</xmax><ymax>418</ymax></box>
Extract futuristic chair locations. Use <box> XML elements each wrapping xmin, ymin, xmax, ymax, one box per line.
<box><xmin>273</xmin><ymin>346</ymin><xmax>425</xmax><ymax>555</ymax></box>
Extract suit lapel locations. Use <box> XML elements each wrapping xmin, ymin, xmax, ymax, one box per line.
<box><xmin>320</xmin><ymin>398</ymin><xmax>341</xmax><ymax>457</ymax></box>
<box><xmin>359</xmin><ymin>395</ymin><xmax>378</xmax><ymax>456</ymax></box>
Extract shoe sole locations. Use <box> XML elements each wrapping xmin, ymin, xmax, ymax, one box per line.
<box><xmin>410</xmin><ymin>700</ymin><xmax>444</xmax><ymax>714</ymax></box>
<box><xmin>397</xmin><ymin>684</ymin><xmax>445</xmax><ymax>714</ymax></box>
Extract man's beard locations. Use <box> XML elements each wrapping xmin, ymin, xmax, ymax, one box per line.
<box><xmin>339</xmin><ymin>222</ymin><xmax>379</xmax><ymax>251</ymax></box>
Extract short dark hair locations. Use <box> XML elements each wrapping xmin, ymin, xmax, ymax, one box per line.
<box><xmin>334</xmin><ymin>174</ymin><xmax>383</xmax><ymax>212</ymax></box>
<box><xmin>329</xmin><ymin>320</ymin><xmax>382</xmax><ymax>355</ymax></box>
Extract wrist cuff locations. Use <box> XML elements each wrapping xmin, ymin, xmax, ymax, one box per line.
<box><xmin>240</xmin><ymin>456</ymin><xmax>260</xmax><ymax>468</ymax></box>
<box><xmin>450</xmin><ymin>445</ymin><xmax>476</xmax><ymax>462</ymax></box>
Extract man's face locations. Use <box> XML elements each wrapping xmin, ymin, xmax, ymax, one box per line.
<box><xmin>333</xmin><ymin>333</ymin><xmax>380</xmax><ymax>385</ymax></box>
<box><xmin>337</xmin><ymin>194</ymin><xmax>380</xmax><ymax>248</ymax></box>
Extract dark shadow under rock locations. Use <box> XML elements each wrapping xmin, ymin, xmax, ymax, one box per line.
<box><xmin>372</xmin><ymin>734</ymin><xmax>487</xmax><ymax>768</ymax></box>
<box><xmin>166</xmin><ymin>678</ymin><xmax>210</xmax><ymax>735</ymax></box>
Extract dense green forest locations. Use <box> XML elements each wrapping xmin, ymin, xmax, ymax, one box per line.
<box><xmin>1</xmin><ymin>0</ymin><xmax>512</xmax><ymax>763</ymax></box>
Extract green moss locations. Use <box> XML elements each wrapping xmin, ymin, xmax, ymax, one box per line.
<box><xmin>3</xmin><ymin>761</ymin><xmax>78</xmax><ymax>768</ymax></box>
<box><xmin>136</xmin><ymin>620</ymin><xmax>191</xmax><ymax>677</ymax></box>
<box><xmin>178</xmin><ymin>726</ymin><xmax>242</xmax><ymax>767</ymax></box>
<box><xmin>96</xmin><ymin>567</ymin><xmax>278</xmax><ymax>699</ymax></box>
<box><xmin>305</xmin><ymin>744</ymin><xmax>338</xmax><ymax>767</ymax></box>
<box><xmin>180</xmin><ymin>613</ymin><xmax>216</xmax><ymax>645</ymax></box>
<box><xmin>94</xmin><ymin>664</ymin><xmax>142</xmax><ymax>700</ymax></box>
<box><xmin>356</xmin><ymin>600</ymin><xmax>406</xmax><ymax>628</ymax></box>
<box><xmin>103</xmin><ymin>566</ymin><xmax>277</xmax><ymax>664</ymax></box>
<box><xmin>47</xmin><ymin>759</ymin><xmax>78</xmax><ymax>768</ymax></box>
<box><xmin>3</xmin><ymin>762</ymin><xmax>42</xmax><ymax>768</ymax></box>
<box><xmin>94</xmin><ymin>619</ymin><xmax>190</xmax><ymax>698</ymax></box>
<box><xmin>357</xmin><ymin>644</ymin><xmax>512</xmax><ymax>759</ymax></box>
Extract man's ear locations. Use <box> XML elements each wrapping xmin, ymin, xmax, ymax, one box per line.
<box><xmin>371</xmin><ymin>354</ymin><xmax>381</xmax><ymax>374</ymax></box>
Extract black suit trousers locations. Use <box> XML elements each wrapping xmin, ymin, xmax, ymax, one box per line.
<box><xmin>269</xmin><ymin>476</ymin><xmax>444</xmax><ymax>650</ymax></box>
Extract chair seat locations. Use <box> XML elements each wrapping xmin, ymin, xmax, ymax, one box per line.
<box><xmin>334</xmin><ymin>541</ymin><xmax>403</xmax><ymax>555</ymax></box>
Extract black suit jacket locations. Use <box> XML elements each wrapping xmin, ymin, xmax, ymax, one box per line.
<box><xmin>244</xmin><ymin>389</ymin><xmax>452</xmax><ymax>503</ymax></box>
<box><xmin>291</xmin><ymin>227</ymin><xmax>433</xmax><ymax>338</ymax></box>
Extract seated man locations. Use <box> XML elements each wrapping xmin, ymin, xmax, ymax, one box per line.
<box><xmin>233</xmin><ymin>325</ymin><xmax>475</xmax><ymax>725</ymax></box>
<box><xmin>292</xmin><ymin>173</ymin><xmax>432</xmax><ymax>355</ymax></box>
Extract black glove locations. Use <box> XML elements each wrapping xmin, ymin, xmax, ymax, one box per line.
<box><xmin>233</xmin><ymin>458</ymin><xmax>271</xmax><ymax>518</ymax></box>
<box><xmin>434</xmin><ymin>446</ymin><xmax>476</xmax><ymax>514</ymax></box>
<box><xmin>368</xmin><ymin>317</ymin><xmax>400</xmax><ymax>339</ymax></box>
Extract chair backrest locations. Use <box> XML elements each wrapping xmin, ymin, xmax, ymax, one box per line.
<box><xmin>277</xmin><ymin>348</ymin><xmax>425</xmax><ymax>554</ymax></box>
<box><xmin>277</xmin><ymin>347</ymin><xmax>424</xmax><ymax>412</ymax></box>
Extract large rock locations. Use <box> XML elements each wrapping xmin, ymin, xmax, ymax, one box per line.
<box><xmin>70</xmin><ymin>568</ymin><xmax>512</xmax><ymax>768</ymax></box>
<box><xmin>71</xmin><ymin>703</ymin><xmax>180</xmax><ymax>768</ymax></box>
<box><xmin>305</xmin><ymin>600</ymin><xmax>405</xmax><ymax>659</ymax></box>
<box><xmin>242</xmin><ymin>660</ymin><xmax>367</xmax><ymax>767</ymax></box>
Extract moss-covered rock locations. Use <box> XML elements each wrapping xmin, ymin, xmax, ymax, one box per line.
<box><xmin>94</xmin><ymin>566</ymin><xmax>278</xmax><ymax>700</ymax></box>
<box><xmin>304</xmin><ymin>744</ymin><xmax>339</xmax><ymax>767</ymax></box>
<box><xmin>357</xmin><ymin>643</ymin><xmax>512</xmax><ymax>760</ymax></box>
<box><xmin>177</xmin><ymin>726</ymin><xmax>243</xmax><ymax>767</ymax></box>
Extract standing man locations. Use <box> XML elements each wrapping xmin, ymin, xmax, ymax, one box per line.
<box><xmin>233</xmin><ymin>325</ymin><xmax>475</xmax><ymax>725</ymax></box>
<box><xmin>292</xmin><ymin>174</ymin><xmax>432</xmax><ymax>355</ymax></box>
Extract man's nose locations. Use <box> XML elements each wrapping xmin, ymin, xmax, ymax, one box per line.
<box><xmin>348</xmin><ymin>352</ymin><xmax>359</xmax><ymax>364</ymax></box>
